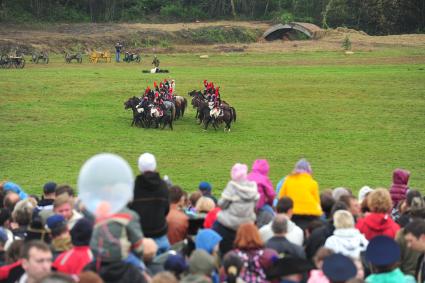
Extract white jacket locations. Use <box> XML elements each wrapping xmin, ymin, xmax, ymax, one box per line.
<box><xmin>259</xmin><ymin>216</ymin><xmax>304</xmax><ymax>246</ymax></box>
<box><xmin>324</xmin><ymin>228</ymin><xmax>368</xmax><ymax>259</ymax></box>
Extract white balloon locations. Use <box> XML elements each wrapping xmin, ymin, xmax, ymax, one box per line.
<box><xmin>78</xmin><ymin>153</ymin><xmax>134</xmax><ymax>216</ymax></box>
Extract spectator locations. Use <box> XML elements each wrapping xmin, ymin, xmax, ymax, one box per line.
<box><xmin>265</xmin><ymin>214</ymin><xmax>306</xmax><ymax>258</ymax></box>
<box><xmin>324</xmin><ymin>210</ymin><xmax>368</xmax><ymax>259</ymax></box>
<box><xmin>389</xmin><ymin>169</ymin><xmax>410</xmax><ymax>209</ymax></box>
<box><xmin>11</xmin><ymin>198</ymin><xmax>38</xmax><ymax>239</ymax></box>
<box><xmin>198</xmin><ymin>181</ymin><xmax>217</xmax><ymax>204</ymax></box>
<box><xmin>142</xmin><ymin>238</ymin><xmax>161</xmax><ymax>276</ymax></box>
<box><xmin>322</xmin><ymin>253</ymin><xmax>357</xmax><ymax>283</ymax></box>
<box><xmin>404</xmin><ymin>219</ymin><xmax>425</xmax><ymax>283</ymax></box>
<box><xmin>55</xmin><ymin>185</ymin><xmax>75</xmax><ymax>200</ymax></box>
<box><xmin>365</xmin><ymin>235</ymin><xmax>415</xmax><ymax>283</ymax></box>
<box><xmin>151</xmin><ymin>271</ymin><xmax>179</xmax><ymax>283</ymax></box>
<box><xmin>181</xmin><ymin>250</ymin><xmax>215</xmax><ymax>283</ymax></box>
<box><xmin>320</xmin><ymin>190</ymin><xmax>336</xmax><ymax>220</ymax></box>
<box><xmin>46</xmin><ymin>214</ymin><xmax>72</xmax><ymax>259</ymax></box>
<box><xmin>166</xmin><ymin>185</ymin><xmax>189</xmax><ymax>245</ymax></box>
<box><xmin>247</xmin><ymin>159</ymin><xmax>275</xmax><ymax>216</ymax></box>
<box><xmin>19</xmin><ymin>240</ymin><xmax>53</xmax><ymax>283</ymax></box>
<box><xmin>358</xmin><ymin>186</ymin><xmax>373</xmax><ymax>204</ymax></box>
<box><xmin>307</xmin><ymin>247</ymin><xmax>333</xmax><ymax>283</ymax></box>
<box><xmin>187</xmin><ymin>191</ymin><xmax>202</xmax><ymax>215</ymax></box>
<box><xmin>339</xmin><ymin>195</ymin><xmax>361</xmax><ymax>220</ymax></box>
<box><xmin>213</xmin><ymin>163</ymin><xmax>259</xmax><ymax>256</ymax></box>
<box><xmin>277</xmin><ymin>158</ymin><xmax>322</xmax><ymax>231</ymax></box>
<box><xmin>397</xmin><ymin>190</ymin><xmax>425</xmax><ymax>228</ymax></box>
<box><xmin>259</xmin><ymin>197</ymin><xmax>304</xmax><ymax>246</ymax></box>
<box><xmin>0</xmin><ymin>208</ymin><xmax>13</xmax><ymax>249</ymax></box>
<box><xmin>78</xmin><ymin>271</ymin><xmax>104</xmax><ymax>283</ymax></box>
<box><xmin>203</xmin><ymin>205</ymin><xmax>221</xmax><ymax>229</ymax></box>
<box><xmin>266</xmin><ymin>256</ymin><xmax>314</xmax><ymax>283</ymax></box>
<box><xmin>164</xmin><ymin>253</ymin><xmax>188</xmax><ymax>280</ymax></box>
<box><xmin>38</xmin><ymin>182</ymin><xmax>56</xmax><ymax>211</ymax></box>
<box><xmin>129</xmin><ymin>152</ymin><xmax>170</xmax><ymax>254</ymax></box>
<box><xmin>231</xmin><ymin>223</ymin><xmax>270</xmax><ymax>283</ymax></box>
<box><xmin>0</xmin><ymin>181</ymin><xmax>28</xmax><ymax>200</ymax></box>
<box><xmin>53</xmin><ymin>218</ymin><xmax>93</xmax><ymax>275</ymax></box>
<box><xmin>5</xmin><ymin>239</ymin><xmax>23</xmax><ymax>264</ymax></box>
<box><xmin>221</xmin><ymin>251</ymin><xmax>245</xmax><ymax>283</ymax></box>
<box><xmin>356</xmin><ymin>188</ymin><xmax>400</xmax><ymax>240</ymax></box>
<box><xmin>37</xmin><ymin>272</ymin><xmax>75</xmax><ymax>283</ymax></box>
<box><xmin>115</xmin><ymin>42</ymin><xmax>123</xmax><ymax>62</ymax></box>
<box><xmin>53</xmin><ymin>194</ymin><xmax>82</xmax><ymax>230</ymax></box>
<box><xmin>3</xmin><ymin>192</ymin><xmax>20</xmax><ymax>212</ymax></box>
<box><xmin>195</xmin><ymin>197</ymin><xmax>215</xmax><ymax>217</ymax></box>
<box><xmin>195</xmin><ymin>229</ymin><xmax>222</xmax><ymax>256</ymax></box>
<box><xmin>332</xmin><ymin>187</ymin><xmax>351</xmax><ymax>202</ymax></box>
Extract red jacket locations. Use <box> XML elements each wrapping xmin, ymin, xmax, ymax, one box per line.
<box><xmin>53</xmin><ymin>246</ymin><xmax>93</xmax><ymax>275</ymax></box>
<box><xmin>356</xmin><ymin>213</ymin><xmax>400</xmax><ymax>240</ymax></box>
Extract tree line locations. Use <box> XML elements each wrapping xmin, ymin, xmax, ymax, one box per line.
<box><xmin>0</xmin><ymin>0</ymin><xmax>424</xmax><ymax>35</ymax></box>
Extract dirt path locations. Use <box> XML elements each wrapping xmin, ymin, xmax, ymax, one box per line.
<box><xmin>1</xmin><ymin>21</ymin><xmax>424</xmax><ymax>54</ymax></box>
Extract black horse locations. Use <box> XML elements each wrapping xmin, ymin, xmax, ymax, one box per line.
<box><xmin>124</xmin><ymin>96</ymin><xmax>144</xmax><ymax>127</ymax></box>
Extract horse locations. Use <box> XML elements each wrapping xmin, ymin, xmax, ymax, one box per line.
<box><xmin>149</xmin><ymin>106</ymin><xmax>173</xmax><ymax>130</ymax></box>
<box><xmin>124</xmin><ymin>96</ymin><xmax>144</xmax><ymax>127</ymax></box>
<box><xmin>216</xmin><ymin>106</ymin><xmax>237</xmax><ymax>131</ymax></box>
<box><xmin>174</xmin><ymin>96</ymin><xmax>187</xmax><ymax>119</ymax></box>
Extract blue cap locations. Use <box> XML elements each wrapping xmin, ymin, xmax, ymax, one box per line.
<box><xmin>323</xmin><ymin>254</ymin><xmax>357</xmax><ymax>282</ymax></box>
<box><xmin>366</xmin><ymin>235</ymin><xmax>400</xmax><ymax>266</ymax></box>
<box><xmin>46</xmin><ymin>214</ymin><xmax>67</xmax><ymax>231</ymax></box>
<box><xmin>164</xmin><ymin>253</ymin><xmax>188</xmax><ymax>275</ymax></box>
<box><xmin>198</xmin><ymin>181</ymin><xmax>212</xmax><ymax>192</ymax></box>
<box><xmin>43</xmin><ymin>182</ymin><xmax>57</xmax><ymax>194</ymax></box>
<box><xmin>0</xmin><ymin>228</ymin><xmax>8</xmax><ymax>243</ymax></box>
<box><xmin>195</xmin><ymin>229</ymin><xmax>222</xmax><ymax>254</ymax></box>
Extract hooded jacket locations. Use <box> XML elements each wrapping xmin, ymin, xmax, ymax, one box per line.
<box><xmin>247</xmin><ymin>159</ymin><xmax>276</xmax><ymax>211</ymax></box>
<box><xmin>324</xmin><ymin>228</ymin><xmax>368</xmax><ymax>259</ymax></box>
<box><xmin>85</xmin><ymin>261</ymin><xmax>147</xmax><ymax>283</ymax></box>
<box><xmin>195</xmin><ymin>229</ymin><xmax>222</xmax><ymax>254</ymax></box>
<box><xmin>390</xmin><ymin>169</ymin><xmax>410</xmax><ymax>208</ymax></box>
<box><xmin>129</xmin><ymin>172</ymin><xmax>169</xmax><ymax>238</ymax></box>
<box><xmin>217</xmin><ymin>180</ymin><xmax>259</xmax><ymax>230</ymax></box>
<box><xmin>356</xmin><ymin>213</ymin><xmax>400</xmax><ymax>240</ymax></box>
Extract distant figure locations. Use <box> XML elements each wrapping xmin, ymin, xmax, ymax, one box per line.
<box><xmin>115</xmin><ymin>42</ymin><xmax>123</xmax><ymax>62</ymax></box>
<box><xmin>152</xmin><ymin>55</ymin><xmax>160</xmax><ymax>68</ymax></box>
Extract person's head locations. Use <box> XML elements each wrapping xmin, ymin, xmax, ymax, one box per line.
<box><xmin>231</xmin><ymin>163</ymin><xmax>248</xmax><ymax>182</ymax></box>
<box><xmin>329</xmin><ymin>201</ymin><xmax>348</xmax><ymax>219</ymax></box>
<box><xmin>78</xmin><ymin>271</ymin><xmax>104</xmax><ymax>283</ymax></box>
<box><xmin>3</xmin><ymin>191</ymin><xmax>20</xmax><ymax>211</ymax></box>
<box><xmin>271</xmin><ymin>214</ymin><xmax>288</xmax><ymax>236</ymax></box>
<box><xmin>320</xmin><ymin>191</ymin><xmax>336</xmax><ymax>219</ymax></box>
<box><xmin>21</xmin><ymin>240</ymin><xmax>53</xmax><ymax>282</ymax></box>
<box><xmin>189</xmin><ymin>191</ymin><xmax>202</xmax><ymax>208</ymax></box>
<box><xmin>333</xmin><ymin>210</ymin><xmax>355</xmax><ymax>229</ymax></box>
<box><xmin>365</xmin><ymin>236</ymin><xmax>401</xmax><ymax>273</ymax></box>
<box><xmin>323</xmin><ymin>254</ymin><xmax>357</xmax><ymax>283</ymax></box>
<box><xmin>55</xmin><ymin>184</ymin><xmax>75</xmax><ymax>199</ymax></box>
<box><xmin>222</xmin><ymin>251</ymin><xmax>244</xmax><ymax>283</ymax></box>
<box><xmin>404</xmin><ymin>219</ymin><xmax>425</xmax><ymax>252</ymax></box>
<box><xmin>251</xmin><ymin>159</ymin><xmax>270</xmax><ymax>175</ymax></box>
<box><xmin>12</xmin><ymin>198</ymin><xmax>37</xmax><ymax>226</ymax></box>
<box><xmin>358</xmin><ymin>186</ymin><xmax>373</xmax><ymax>204</ymax></box>
<box><xmin>53</xmin><ymin>195</ymin><xmax>73</xmax><ymax>221</ymax></box>
<box><xmin>332</xmin><ymin>187</ymin><xmax>351</xmax><ymax>202</ymax></box>
<box><xmin>292</xmin><ymin>158</ymin><xmax>312</xmax><ymax>174</ymax></box>
<box><xmin>392</xmin><ymin>168</ymin><xmax>410</xmax><ymax>185</ymax></box>
<box><xmin>142</xmin><ymin>238</ymin><xmax>158</xmax><ymax>263</ymax></box>
<box><xmin>188</xmin><ymin>249</ymin><xmax>215</xmax><ymax>276</ymax></box>
<box><xmin>234</xmin><ymin>222</ymin><xmax>263</xmax><ymax>250</ymax></box>
<box><xmin>276</xmin><ymin>197</ymin><xmax>294</xmax><ymax>217</ymax></box>
<box><xmin>169</xmin><ymin>185</ymin><xmax>184</xmax><ymax>206</ymax></box>
<box><xmin>313</xmin><ymin>247</ymin><xmax>334</xmax><ymax>269</ymax></box>
<box><xmin>43</xmin><ymin>182</ymin><xmax>57</xmax><ymax>198</ymax></box>
<box><xmin>195</xmin><ymin>197</ymin><xmax>215</xmax><ymax>213</ymax></box>
<box><xmin>367</xmin><ymin>188</ymin><xmax>392</xmax><ymax>213</ymax></box>
<box><xmin>46</xmin><ymin>214</ymin><xmax>68</xmax><ymax>239</ymax></box>
<box><xmin>151</xmin><ymin>271</ymin><xmax>178</xmax><ymax>283</ymax></box>
<box><xmin>164</xmin><ymin>253</ymin><xmax>188</xmax><ymax>279</ymax></box>
<box><xmin>198</xmin><ymin>181</ymin><xmax>212</xmax><ymax>195</ymax></box>
<box><xmin>70</xmin><ymin>218</ymin><xmax>93</xmax><ymax>246</ymax></box>
<box><xmin>6</xmin><ymin>239</ymin><xmax>23</xmax><ymax>264</ymax></box>
<box><xmin>138</xmin><ymin>152</ymin><xmax>157</xmax><ymax>173</ymax></box>
<box><xmin>195</xmin><ymin>229</ymin><xmax>222</xmax><ymax>255</ymax></box>
<box><xmin>37</xmin><ymin>272</ymin><xmax>75</xmax><ymax>283</ymax></box>
<box><xmin>340</xmin><ymin>195</ymin><xmax>361</xmax><ymax>217</ymax></box>
<box><xmin>306</xmin><ymin>220</ymin><xmax>325</xmax><ymax>239</ymax></box>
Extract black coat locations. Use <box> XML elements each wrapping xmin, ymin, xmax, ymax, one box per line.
<box><xmin>85</xmin><ymin>261</ymin><xmax>146</xmax><ymax>283</ymax></box>
<box><xmin>128</xmin><ymin>172</ymin><xmax>169</xmax><ymax>238</ymax></box>
<box><xmin>304</xmin><ymin>221</ymin><xmax>335</xmax><ymax>260</ymax></box>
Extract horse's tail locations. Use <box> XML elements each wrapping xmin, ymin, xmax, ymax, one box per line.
<box><xmin>182</xmin><ymin>98</ymin><xmax>188</xmax><ymax>117</ymax></box>
<box><xmin>231</xmin><ymin>107</ymin><xmax>237</xmax><ymax>122</ymax></box>
<box><xmin>172</xmin><ymin>104</ymin><xmax>176</xmax><ymax>121</ymax></box>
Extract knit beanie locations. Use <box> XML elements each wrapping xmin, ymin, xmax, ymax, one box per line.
<box><xmin>70</xmin><ymin>218</ymin><xmax>93</xmax><ymax>246</ymax></box>
<box><xmin>138</xmin><ymin>153</ymin><xmax>157</xmax><ymax>173</ymax></box>
<box><xmin>293</xmin><ymin>158</ymin><xmax>312</xmax><ymax>174</ymax></box>
<box><xmin>231</xmin><ymin>163</ymin><xmax>248</xmax><ymax>182</ymax></box>
<box><xmin>358</xmin><ymin>186</ymin><xmax>374</xmax><ymax>203</ymax></box>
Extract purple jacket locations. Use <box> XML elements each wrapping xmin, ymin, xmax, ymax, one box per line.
<box><xmin>389</xmin><ymin>168</ymin><xmax>410</xmax><ymax>207</ymax></box>
<box><xmin>247</xmin><ymin>159</ymin><xmax>276</xmax><ymax>210</ymax></box>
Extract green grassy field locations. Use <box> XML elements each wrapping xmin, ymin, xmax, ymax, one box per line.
<box><xmin>1</xmin><ymin>48</ymin><xmax>425</xmax><ymax>196</ymax></box>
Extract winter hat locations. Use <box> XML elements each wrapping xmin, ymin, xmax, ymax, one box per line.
<box><xmin>266</xmin><ymin>256</ymin><xmax>315</xmax><ymax>279</ymax></box>
<box><xmin>188</xmin><ymin>249</ymin><xmax>216</xmax><ymax>275</ymax></box>
<box><xmin>332</xmin><ymin>187</ymin><xmax>351</xmax><ymax>201</ymax></box>
<box><xmin>46</xmin><ymin>214</ymin><xmax>67</xmax><ymax>231</ymax></box>
<box><xmin>195</xmin><ymin>229</ymin><xmax>222</xmax><ymax>254</ymax></box>
<box><xmin>70</xmin><ymin>218</ymin><xmax>93</xmax><ymax>246</ymax></box>
<box><xmin>366</xmin><ymin>235</ymin><xmax>400</xmax><ymax>266</ymax></box>
<box><xmin>358</xmin><ymin>186</ymin><xmax>373</xmax><ymax>203</ymax></box>
<box><xmin>138</xmin><ymin>153</ymin><xmax>157</xmax><ymax>173</ymax></box>
<box><xmin>3</xmin><ymin>182</ymin><xmax>28</xmax><ymax>200</ymax></box>
<box><xmin>198</xmin><ymin>182</ymin><xmax>212</xmax><ymax>193</ymax></box>
<box><xmin>231</xmin><ymin>163</ymin><xmax>248</xmax><ymax>182</ymax></box>
<box><xmin>323</xmin><ymin>254</ymin><xmax>357</xmax><ymax>282</ymax></box>
<box><xmin>293</xmin><ymin>158</ymin><xmax>312</xmax><ymax>174</ymax></box>
<box><xmin>43</xmin><ymin>182</ymin><xmax>57</xmax><ymax>194</ymax></box>
<box><xmin>164</xmin><ymin>253</ymin><xmax>189</xmax><ymax>276</ymax></box>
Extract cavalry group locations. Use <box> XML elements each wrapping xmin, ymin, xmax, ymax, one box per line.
<box><xmin>124</xmin><ymin>79</ymin><xmax>236</xmax><ymax>131</ymax></box>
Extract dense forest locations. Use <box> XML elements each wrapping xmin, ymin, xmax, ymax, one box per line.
<box><xmin>0</xmin><ymin>0</ymin><xmax>424</xmax><ymax>35</ymax></box>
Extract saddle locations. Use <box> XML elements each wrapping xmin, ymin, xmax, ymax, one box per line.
<box><xmin>210</xmin><ymin>107</ymin><xmax>222</xmax><ymax>119</ymax></box>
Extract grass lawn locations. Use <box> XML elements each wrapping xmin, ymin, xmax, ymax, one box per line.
<box><xmin>1</xmin><ymin>48</ymin><xmax>424</xmax><ymax>196</ymax></box>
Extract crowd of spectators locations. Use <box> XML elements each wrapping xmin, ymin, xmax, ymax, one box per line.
<box><xmin>0</xmin><ymin>154</ymin><xmax>424</xmax><ymax>283</ymax></box>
